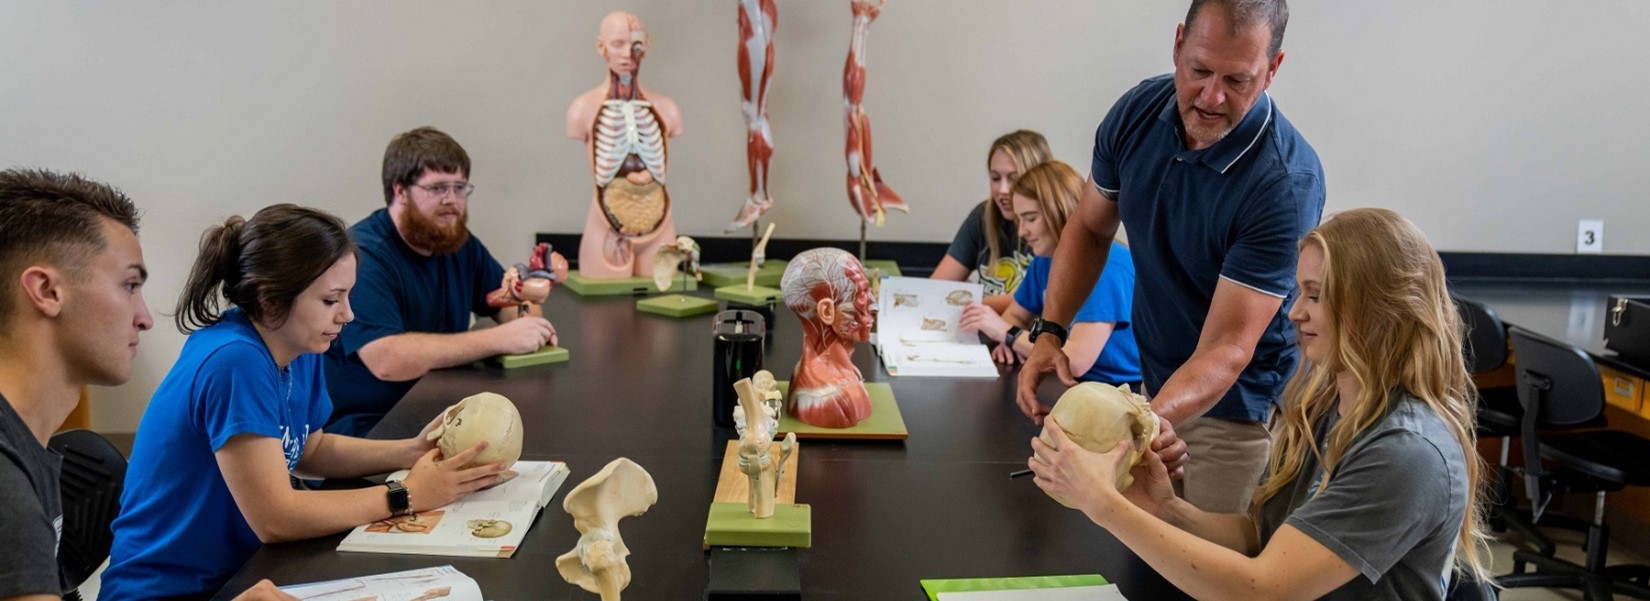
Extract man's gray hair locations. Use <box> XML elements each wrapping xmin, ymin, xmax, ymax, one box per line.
<box><xmin>1185</xmin><ymin>0</ymin><xmax>1288</xmax><ymax>58</ymax></box>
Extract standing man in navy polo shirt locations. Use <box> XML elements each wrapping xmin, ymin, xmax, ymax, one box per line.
<box><xmin>1019</xmin><ymin>0</ymin><xmax>1324</xmax><ymax>514</ymax></box>
<box><xmin>324</xmin><ymin>127</ymin><xmax>558</xmax><ymax>437</ymax></box>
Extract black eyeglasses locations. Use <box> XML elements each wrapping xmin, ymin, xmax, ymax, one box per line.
<box><xmin>409</xmin><ymin>182</ymin><xmax>476</xmax><ymax>199</ymax></box>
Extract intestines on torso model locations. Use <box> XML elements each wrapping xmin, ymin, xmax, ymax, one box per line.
<box><xmin>591</xmin><ymin>80</ymin><xmax>670</xmax><ymax>238</ymax></box>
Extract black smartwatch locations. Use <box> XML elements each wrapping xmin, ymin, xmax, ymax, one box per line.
<box><xmin>385</xmin><ymin>480</ymin><xmax>411</xmax><ymax>517</ymax></box>
<box><xmin>1028</xmin><ymin>318</ymin><xmax>1069</xmax><ymax>346</ymax></box>
<box><xmin>1004</xmin><ymin>325</ymin><xmax>1024</xmax><ymax>346</ymax></box>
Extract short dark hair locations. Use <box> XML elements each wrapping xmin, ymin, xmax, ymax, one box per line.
<box><xmin>175</xmin><ymin>204</ymin><xmax>355</xmax><ymax>333</ymax></box>
<box><xmin>381</xmin><ymin>127</ymin><xmax>471</xmax><ymax>206</ymax></box>
<box><xmin>1186</xmin><ymin>0</ymin><xmax>1289</xmax><ymax>58</ymax></box>
<box><xmin>0</xmin><ymin>168</ymin><xmax>140</xmax><ymax>324</ymax></box>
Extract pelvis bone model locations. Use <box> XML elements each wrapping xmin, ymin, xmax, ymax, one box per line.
<box><xmin>1038</xmin><ymin>383</ymin><xmax>1160</xmax><ymax>507</ymax></box>
<box><xmin>557</xmin><ymin>458</ymin><xmax>658</xmax><ymax>601</ymax></box>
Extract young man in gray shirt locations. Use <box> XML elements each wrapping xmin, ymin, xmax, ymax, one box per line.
<box><xmin>0</xmin><ymin>169</ymin><xmax>290</xmax><ymax>601</ymax></box>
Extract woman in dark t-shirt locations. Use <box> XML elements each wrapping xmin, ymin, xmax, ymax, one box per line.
<box><xmin>931</xmin><ymin>130</ymin><xmax>1049</xmax><ymax>313</ymax></box>
<box><xmin>1029</xmin><ymin>209</ymin><xmax>1494</xmax><ymax>600</ymax></box>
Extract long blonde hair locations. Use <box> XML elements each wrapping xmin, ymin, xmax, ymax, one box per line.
<box><xmin>982</xmin><ymin>130</ymin><xmax>1052</xmax><ymax>264</ymax></box>
<box><xmin>1256</xmin><ymin>208</ymin><xmax>1492</xmax><ymax>583</ymax></box>
<box><xmin>1009</xmin><ymin>160</ymin><xmax>1082</xmax><ymax>250</ymax></box>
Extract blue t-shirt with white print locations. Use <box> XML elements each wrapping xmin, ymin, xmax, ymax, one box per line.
<box><xmin>103</xmin><ymin>308</ymin><xmax>331</xmax><ymax>600</ymax></box>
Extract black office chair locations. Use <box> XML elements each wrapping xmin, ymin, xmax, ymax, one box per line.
<box><xmin>48</xmin><ymin>429</ymin><xmax>127</xmax><ymax>601</ymax></box>
<box><xmin>1495</xmin><ymin>330</ymin><xmax>1650</xmax><ymax>600</ymax></box>
<box><xmin>1446</xmin><ymin>570</ymin><xmax>1500</xmax><ymax>601</ymax></box>
<box><xmin>1455</xmin><ymin>297</ymin><xmax>1552</xmax><ymax>548</ymax></box>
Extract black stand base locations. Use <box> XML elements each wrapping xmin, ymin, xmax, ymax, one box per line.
<box><xmin>707</xmin><ymin>546</ymin><xmax>802</xmax><ymax>600</ymax></box>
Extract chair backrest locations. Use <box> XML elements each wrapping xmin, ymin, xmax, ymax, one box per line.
<box><xmin>47</xmin><ymin>429</ymin><xmax>127</xmax><ymax>591</ymax></box>
<box><xmin>1509</xmin><ymin>329</ymin><xmax>1604</xmax><ymax>427</ymax></box>
<box><xmin>1455</xmin><ymin>296</ymin><xmax>1509</xmax><ymax>374</ymax></box>
<box><xmin>1445</xmin><ymin>569</ymin><xmax>1500</xmax><ymax>601</ymax></box>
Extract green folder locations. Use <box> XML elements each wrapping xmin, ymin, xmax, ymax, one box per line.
<box><xmin>920</xmin><ymin>574</ymin><xmax>1109</xmax><ymax>600</ymax></box>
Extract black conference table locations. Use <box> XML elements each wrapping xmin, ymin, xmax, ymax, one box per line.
<box><xmin>216</xmin><ymin>287</ymin><xmax>1189</xmax><ymax>600</ymax></box>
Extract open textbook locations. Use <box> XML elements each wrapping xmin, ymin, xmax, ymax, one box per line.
<box><xmin>338</xmin><ymin>460</ymin><xmax>569</xmax><ymax>558</ymax></box>
<box><xmin>280</xmin><ymin>565</ymin><xmax>483</xmax><ymax>601</ymax></box>
<box><xmin>876</xmin><ymin>277</ymin><xmax>998</xmax><ymax>378</ymax></box>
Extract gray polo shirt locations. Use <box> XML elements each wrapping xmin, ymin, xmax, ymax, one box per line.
<box><xmin>0</xmin><ymin>391</ymin><xmax>66</xmax><ymax>597</ymax></box>
<box><xmin>1258</xmin><ymin>392</ymin><xmax>1467</xmax><ymax>600</ymax></box>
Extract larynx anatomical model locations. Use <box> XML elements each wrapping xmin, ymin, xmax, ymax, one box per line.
<box><xmin>426</xmin><ymin>392</ymin><xmax>524</xmax><ymax>469</ymax></box>
<box><xmin>650</xmin><ymin>235</ymin><xmax>702</xmax><ymax>292</ymax></box>
<box><xmin>1039</xmin><ymin>383</ymin><xmax>1159</xmax><ymax>507</ymax></box>
<box><xmin>732</xmin><ymin>371</ymin><xmax>796</xmax><ymax>519</ymax></box>
<box><xmin>487</xmin><ymin>242</ymin><xmax>569</xmax><ymax>316</ymax></box>
<box><xmin>843</xmin><ymin>0</ymin><xmax>906</xmax><ymax>227</ymax></box>
<box><xmin>557</xmin><ymin>458</ymin><xmax>658</xmax><ymax>601</ymax></box>
<box><xmin>569</xmin><ymin>11</ymin><xmax>684</xmax><ymax>279</ymax></box>
<box><xmin>781</xmin><ymin>248</ymin><xmax>877</xmax><ymax>428</ymax></box>
<box><xmin>728</xmin><ymin>0</ymin><xmax>778</xmax><ymax>232</ymax></box>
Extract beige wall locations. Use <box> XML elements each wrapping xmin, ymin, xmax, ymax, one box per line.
<box><xmin>1</xmin><ymin>1</ymin><xmax>1646</xmax><ymax>431</ymax></box>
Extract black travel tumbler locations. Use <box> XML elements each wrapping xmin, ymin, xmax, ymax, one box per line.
<box><xmin>712</xmin><ymin>309</ymin><xmax>766</xmax><ymax>427</ymax></box>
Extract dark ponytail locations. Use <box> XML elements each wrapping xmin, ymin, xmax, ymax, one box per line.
<box><xmin>174</xmin><ymin>204</ymin><xmax>354</xmax><ymax>334</ymax></box>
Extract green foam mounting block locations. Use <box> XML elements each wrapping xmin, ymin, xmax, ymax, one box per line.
<box><xmin>636</xmin><ymin>294</ymin><xmax>720</xmax><ymax>318</ymax></box>
<box><xmin>565</xmin><ymin>271</ymin><xmax>696</xmax><ymax>296</ymax></box>
<box><xmin>705</xmin><ymin>502</ymin><xmax>811</xmax><ymax>548</ymax></box>
<box><xmin>490</xmin><ymin>346</ymin><xmax>570</xmax><ymax>369</ymax></box>
<box><xmin>714</xmin><ymin>284</ymin><xmax>781</xmax><ymax>306</ymax></box>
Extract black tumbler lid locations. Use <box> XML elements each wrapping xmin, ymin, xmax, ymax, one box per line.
<box><xmin>713</xmin><ymin>309</ymin><xmax>766</xmax><ymax>336</ymax></box>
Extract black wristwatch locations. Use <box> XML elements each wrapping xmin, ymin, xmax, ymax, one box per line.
<box><xmin>1028</xmin><ymin>318</ymin><xmax>1069</xmax><ymax>346</ymax></box>
<box><xmin>385</xmin><ymin>480</ymin><xmax>411</xmax><ymax>517</ymax></box>
<box><xmin>1004</xmin><ymin>325</ymin><xmax>1024</xmax><ymax>346</ymax></box>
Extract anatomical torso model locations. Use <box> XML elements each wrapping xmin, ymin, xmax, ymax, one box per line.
<box><xmin>568</xmin><ymin>11</ymin><xmax>683</xmax><ymax>279</ymax></box>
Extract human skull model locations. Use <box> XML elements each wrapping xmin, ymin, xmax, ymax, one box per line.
<box><xmin>427</xmin><ymin>392</ymin><xmax>524</xmax><ymax>469</ymax></box>
<box><xmin>1038</xmin><ymin>383</ymin><xmax>1159</xmax><ymax>507</ymax></box>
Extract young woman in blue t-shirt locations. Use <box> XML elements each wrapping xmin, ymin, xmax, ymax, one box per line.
<box><xmin>959</xmin><ymin>161</ymin><xmax>1141</xmax><ymax>387</ymax></box>
<box><xmin>102</xmin><ymin>205</ymin><xmax>507</xmax><ymax>600</ymax></box>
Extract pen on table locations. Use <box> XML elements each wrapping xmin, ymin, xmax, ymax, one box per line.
<box><xmin>1008</xmin><ymin>469</ymin><xmax>1033</xmax><ymax>479</ymax></box>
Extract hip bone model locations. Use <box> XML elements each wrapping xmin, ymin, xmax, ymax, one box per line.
<box><xmin>557</xmin><ymin>458</ymin><xmax>659</xmax><ymax>601</ymax></box>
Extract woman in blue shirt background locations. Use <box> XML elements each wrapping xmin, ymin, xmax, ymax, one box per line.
<box><xmin>960</xmin><ymin>160</ymin><xmax>1141</xmax><ymax>387</ymax></box>
<box><xmin>102</xmin><ymin>204</ymin><xmax>507</xmax><ymax>600</ymax></box>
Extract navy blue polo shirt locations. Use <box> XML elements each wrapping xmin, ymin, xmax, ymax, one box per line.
<box><xmin>1090</xmin><ymin>74</ymin><xmax>1325</xmax><ymax>421</ymax></box>
<box><xmin>323</xmin><ymin>208</ymin><xmax>505</xmax><ymax>436</ymax></box>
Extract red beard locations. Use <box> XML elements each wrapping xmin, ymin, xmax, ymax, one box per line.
<box><xmin>403</xmin><ymin>206</ymin><xmax>470</xmax><ymax>255</ymax></box>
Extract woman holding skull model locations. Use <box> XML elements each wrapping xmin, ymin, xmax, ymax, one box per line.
<box><xmin>102</xmin><ymin>205</ymin><xmax>506</xmax><ymax>600</ymax></box>
<box><xmin>1029</xmin><ymin>209</ymin><xmax>1492</xmax><ymax>600</ymax></box>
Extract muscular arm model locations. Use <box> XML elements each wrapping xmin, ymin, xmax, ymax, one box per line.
<box><xmin>729</xmin><ymin>0</ymin><xmax>778</xmax><ymax>232</ymax></box>
<box><xmin>843</xmin><ymin>0</ymin><xmax>907</xmax><ymax>226</ymax></box>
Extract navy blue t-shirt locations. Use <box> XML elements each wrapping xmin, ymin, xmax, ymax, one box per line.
<box><xmin>1091</xmin><ymin>74</ymin><xmax>1325</xmax><ymax>421</ymax></box>
<box><xmin>324</xmin><ymin>208</ymin><xmax>504</xmax><ymax>436</ymax></box>
<box><xmin>103</xmin><ymin>309</ymin><xmax>331</xmax><ymax>599</ymax></box>
<box><xmin>1014</xmin><ymin>244</ymin><xmax>1142</xmax><ymax>386</ymax></box>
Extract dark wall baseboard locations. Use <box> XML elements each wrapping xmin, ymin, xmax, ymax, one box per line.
<box><xmin>533</xmin><ymin>233</ymin><xmax>1650</xmax><ymax>284</ymax></box>
<box><xmin>1440</xmin><ymin>252</ymin><xmax>1650</xmax><ymax>283</ymax></box>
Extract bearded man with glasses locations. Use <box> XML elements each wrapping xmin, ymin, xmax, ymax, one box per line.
<box><xmin>322</xmin><ymin>127</ymin><xmax>559</xmax><ymax>437</ymax></box>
